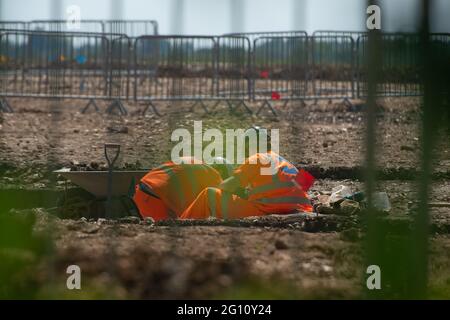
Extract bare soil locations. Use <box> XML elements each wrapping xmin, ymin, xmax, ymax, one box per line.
<box><xmin>1</xmin><ymin>97</ymin><xmax>449</xmax><ymax>299</ymax></box>
<box><xmin>0</xmin><ymin>97</ymin><xmax>448</xmax><ymax>177</ymax></box>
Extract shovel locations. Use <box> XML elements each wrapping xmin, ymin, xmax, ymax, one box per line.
<box><xmin>104</xmin><ymin>143</ymin><xmax>121</xmax><ymax>218</ymax></box>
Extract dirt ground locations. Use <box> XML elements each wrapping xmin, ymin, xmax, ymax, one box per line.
<box><xmin>0</xmin><ymin>97</ymin><xmax>449</xmax><ymax>299</ymax></box>
<box><xmin>2</xmin><ymin>209</ymin><xmax>447</xmax><ymax>299</ymax></box>
<box><xmin>0</xmin><ymin>97</ymin><xmax>449</xmax><ymax>182</ymax></box>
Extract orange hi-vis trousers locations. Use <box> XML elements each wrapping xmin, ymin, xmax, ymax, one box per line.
<box><xmin>180</xmin><ymin>187</ymin><xmax>311</xmax><ymax>220</ymax></box>
<box><xmin>180</xmin><ymin>187</ymin><xmax>267</xmax><ymax>220</ymax></box>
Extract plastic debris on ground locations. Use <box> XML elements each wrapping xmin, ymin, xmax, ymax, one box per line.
<box><xmin>310</xmin><ymin>186</ymin><xmax>391</xmax><ymax>216</ymax></box>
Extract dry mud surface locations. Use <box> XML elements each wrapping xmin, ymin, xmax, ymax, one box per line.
<box><xmin>1</xmin><ymin>97</ymin><xmax>449</xmax><ymax>299</ymax></box>
<box><xmin>0</xmin><ymin>97</ymin><xmax>449</xmax><ymax>176</ymax></box>
<box><xmin>11</xmin><ymin>211</ymin><xmax>447</xmax><ymax>299</ymax></box>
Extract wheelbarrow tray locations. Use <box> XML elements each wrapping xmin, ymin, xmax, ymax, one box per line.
<box><xmin>54</xmin><ymin>168</ymin><xmax>147</xmax><ymax>198</ymax></box>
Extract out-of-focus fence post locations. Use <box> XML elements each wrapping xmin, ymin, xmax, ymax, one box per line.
<box><xmin>411</xmin><ymin>0</ymin><xmax>450</xmax><ymax>299</ymax></box>
<box><xmin>364</xmin><ymin>0</ymin><xmax>382</xmax><ymax>299</ymax></box>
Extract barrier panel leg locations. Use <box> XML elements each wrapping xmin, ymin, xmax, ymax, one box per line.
<box><xmin>226</xmin><ymin>99</ymin><xmax>252</xmax><ymax>115</ymax></box>
<box><xmin>0</xmin><ymin>97</ymin><xmax>13</xmax><ymax>113</ymax></box>
<box><xmin>341</xmin><ymin>97</ymin><xmax>353</xmax><ymax>109</ymax></box>
<box><xmin>189</xmin><ymin>100</ymin><xmax>209</xmax><ymax>114</ymax></box>
<box><xmin>256</xmin><ymin>99</ymin><xmax>277</xmax><ymax>117</ymax></box>
<box><xmin>106</xmin><ymin>99</ymin><xmax>128</xmax><ymax>116</ymax></box>
<box><xmin>141</xmin><ymin>101</ymin><xmax>163</xmax><ymax>117</ymax></box>
<box><xmin>238</xmin><ymin>100</ymin><xmax>252</xmax><ymax>114</ymax></box>
<box><xmin>81</xmin><ymin>99</ymin><xmax>100</xmax><ymax>114</ymax></box>
<box><xmin>209</xmin><ymin>101</ymin><xmax>222</xmax><ymax>112</ymax></box>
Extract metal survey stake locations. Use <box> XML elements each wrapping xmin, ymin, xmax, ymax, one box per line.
<box><xmin>104</xmin><ymin>143</ymin><xmax>121</xmax><ymax>218</ymax></box>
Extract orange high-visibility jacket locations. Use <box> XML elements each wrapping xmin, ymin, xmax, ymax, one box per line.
<box><xmin>181</xmin><ymin>152</ymin><xmax>313</xmax><ymax>220</ymax></box>
<box><xmin>133</xmin><ymin>157</ymin><xmax>222</xmax><ymax>220</ymax></box>
<box><xmin>233</xmin><ymin>151</ymin><xmax>313</xmax><ymax>213</ymax></box>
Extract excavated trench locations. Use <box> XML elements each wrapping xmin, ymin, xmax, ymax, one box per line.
<box><xmin>1</xmin><ymin>163</ymin><xmax>449</xmax><ymax>236</ymax></box>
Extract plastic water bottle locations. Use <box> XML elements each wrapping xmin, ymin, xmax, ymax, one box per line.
<box><xmin>372</xmin><ymin>192</ymin><xmax>391</xmax><ymax>212</ymax></box>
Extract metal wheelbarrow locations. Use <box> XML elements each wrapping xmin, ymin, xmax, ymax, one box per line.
<box><xmin>54</xmin><ymin>144</ymin><xmax>148</xmax><ymax>219</ymax></box>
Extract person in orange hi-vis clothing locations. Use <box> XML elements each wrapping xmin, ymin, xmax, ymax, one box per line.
<box><xmin>180</xmin><ymin>150</ymin><xmax>315</xmax><ymax>220</ymax></box>
<box><xmin>133</xmin><ymin>157</ymin><xmax>224</xmax><ymax>221</ymax></box>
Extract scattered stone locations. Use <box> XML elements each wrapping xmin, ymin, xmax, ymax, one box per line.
<box><xmin>322</xmin><ymin>265</ymin><xmax>333</xmax><ymax>273</ymax></box>
<box><xmin>82</xmin><ymin>224</ymin><xmax>100</xmax><ymax>234</ymax></box>
<box><xmin>119</xmin><ymin>216</ymin><xmax>141</xmax><ymax>224</ymax></box>
<box><xmin>70</xmin><ymin>160</ymin><xmax>80</xmax><ymax>167</ymax></box>
<box><xmin>88</xmin><ymin>161</ymin><xmax>99</xmax><ymax>170</ymax></box>
<box><xmin>140</xmin><ymin>217</ymin><xmax>155</xmax><ymax>225</ymax></box>
<box><xmin>339</xmin><ymin>199</ymin><xmax>360</xmax><ymax>215</ymax></box>
<box><xmin>107</xmin><ymin>126</ymin><xmax>129</xmax><ymax>134</ymax></box>
<box><xmin>400</xmin><ymin>145</ymin><xmax>414</xmax><ymax>152</ymax></box>
<box><xmin>274</xmin><ymin>239</ymin><xmax>289</xmax><ymax>250</ymax></box>
<box><xmin>315</xmin><ymin>204</ymin><xmax>338</xmax><ymax>215</ymax></box>
<box><xmin>317</xmin><ymin>194</ymin><xmax>330</xmax><ymax>205</ymax></box>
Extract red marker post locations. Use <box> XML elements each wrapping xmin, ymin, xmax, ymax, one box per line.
<box><xmin>260</xmin><ymin>70</ymin><xmax>269</xmax><ymax>79</ymax></box>
<box><xmin>271</xmin><ymin>91</ymin><xmax>281</xmax><ymax>100</ymax></box>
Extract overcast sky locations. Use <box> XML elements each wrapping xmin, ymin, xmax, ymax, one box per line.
<box><xmin>0</xmin><ymin>0</ymin><xmax>449</xmax><ymax>34</ymax></box>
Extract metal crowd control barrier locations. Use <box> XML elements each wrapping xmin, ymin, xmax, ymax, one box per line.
<box><xmin>252</xmin><ymin>36</ymin><xmax>309</xmax><ymax>115</ymax></box>
<box><xmin>356</xmin><ymin>33</ymin><xmax>422</xmax><ymax>98</ymax></box>
<box><xmin>310</xmin><ymin>35</ymin><xmax>355</xmax><ymax>102</ymax></box>
<box><xmin>0</xmin><ymin>21</ymin><xmax>28</xmax><ymax>31</ymax></box>
<box><xmin>133</xmin><ymin>35</ymin><xmax>217</xmax><ymax>115</ymax></box>
<box><xmin>106</xmin><ymin>35</ymin><xmax>133</xmax><ymax>115</ymax></box>
<box><xmin>1</xmin><ymin>20</ymin><xmax>159</xmax><ymax>36</ymax></box>
<box><xmin>224</xmin><ymin>31</ymin><xmax>308</xmax><ymax>50</ymax></box>
<box><xmin>2</xmin><ymin>28</ymin><xmax>449</xmax><ymax>116</ymax></box>
<box><xmin>0</xmin><ymin>30</ymin><xmax>108</xmax><ymax>98</ymax></box>
<box><xmin>103</xmin><ymin>20</ymin><xmax>159</xmax><ymax>36</ymax></box>
<box><xmin>0</xmin><ymin>30</ymin><xmax>132</xmax><ymax>114</ymax></box>
<box><xmin>29</xmin><ymin>20</ymin><xmax>104</xmax><ymax>33</ymax></box>
<box><xmin>313</xmin><ymin>30</ymin><xmax>366</xmax><ymax>40</ymax></box>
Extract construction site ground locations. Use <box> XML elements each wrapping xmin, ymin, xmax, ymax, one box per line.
<box><xmin>1</xmin><ymin>97</ymin><xmax>449</xmax><ymax>299</ymax></box>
